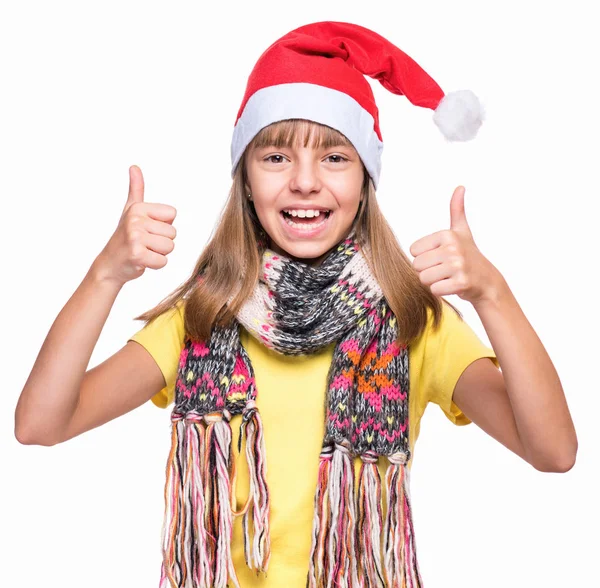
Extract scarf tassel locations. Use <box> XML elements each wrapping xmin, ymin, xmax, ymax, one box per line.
<box><xmin>307</xmin><ymin>442</ymin><xmax>360</xmax><ymax>587</ymax></box>
<box><xmin>233</xmin><ymin>400</ymin><xmax>271</xmax><ymax>576</ymax></box>
<box><xmin>159</xmin><ymin>411</ymin><xmax>241</xmax><ymax>588</ymax></box>
<box><xmin>356</xmin><ymin>451</ymin><xmax>385</xmax><ymax>587</ymax></box>
<box><xmin>308</xmin><ymin>448</ymin><xmax>424</xmax><ymax>588</ymax></box>
<box><xmin>383</xmin><ymin>451</ymin><xmax>424</xmax><ymax>588</ymax></box>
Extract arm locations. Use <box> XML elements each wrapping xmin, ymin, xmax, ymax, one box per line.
<box><xmin>409</xmin><ymin>185</ymin><xmax>577</xmax><ymax>473</ymax></box>
<box><xmin>15</xmin><ymin>262</ymin><xmax>123</xmax><ymax>445</ymax></box>
<box><xmin>454</xmin><ymin>277</ymin><xmax>578</xmax><ymax>473</ymax></box>
<box><xmin>15</xmin><ymin>164</ymin><xmax>177</xmax><ymax>445</ymax></box>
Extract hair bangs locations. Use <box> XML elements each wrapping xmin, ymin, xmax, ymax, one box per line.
<box><xmin>250</xmin><ymin>119</ymin><xmax>354</xmax><ymax>152</ymax></box>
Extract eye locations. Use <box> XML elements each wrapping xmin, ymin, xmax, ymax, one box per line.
<box><xmin>264</xmin><ymin>154</ymin><xmax>287</xmax><ymax>164</ymax></box>
<box><xmin>326</xmin><ymin>154</ymin><xmax>348</xmax><ymax>164</ymax></box>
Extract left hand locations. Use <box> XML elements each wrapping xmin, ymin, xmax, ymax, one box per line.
<box><xmin>409</xmin><ymin>186</ymin><xmax>503</xmax><ymax>305</ymax></box>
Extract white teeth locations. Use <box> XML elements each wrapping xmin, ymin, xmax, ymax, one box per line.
<box><xmin>283</xmin><ymin>209</ymin><xmax>329</xmax><ymax>218</ymax></box>
<box><xmin>282</xmin><ymin>212</ymin><xmax>330</xmax><ymax>230</ymax></box>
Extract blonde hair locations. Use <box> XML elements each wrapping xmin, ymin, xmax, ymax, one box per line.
<box><xmin>133</xmin><ymin>119</ymin><xmax>462</xmax><ymax>346</ymax></box>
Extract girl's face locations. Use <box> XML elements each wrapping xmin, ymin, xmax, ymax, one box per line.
<box><xmin>245</xmin><ymin>140</ymin><xmax>364</xmax><ymax>267</ymax></box>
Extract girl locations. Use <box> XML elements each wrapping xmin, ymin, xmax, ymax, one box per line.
<box><xmin>15</xmin><ymin>20</ymin><xmax>577</xmax><ymax>588</ymax></box>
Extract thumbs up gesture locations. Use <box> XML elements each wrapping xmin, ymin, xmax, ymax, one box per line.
<box><xmin>409</xmin><ymin>186</ymin><xmax>502</xmax><ymax>305</ymax></box>
<box><xmin>92</xmin><ymin>165</ymin><xmax>178</xmax><ymax>287</ymax></box>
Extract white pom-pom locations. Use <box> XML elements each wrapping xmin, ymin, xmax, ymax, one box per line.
<box><xmin>432</xmin><ymin>89</ymin><xmax>485</xmax><ymax>142</ymax></box>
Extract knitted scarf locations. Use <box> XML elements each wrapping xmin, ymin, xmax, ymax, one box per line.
<box><xmin>158</xmin><ymin>232</ymin><xmax>424</xmax><ymax>588</ymax></box>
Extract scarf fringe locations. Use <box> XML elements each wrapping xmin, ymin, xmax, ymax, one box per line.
<box><xmin>159</xmin><ymin>404</ymin><xmax>272</xmax><ymax>588</ymax></box>
<box><xmin>307</xmin><ymin>447</ymin><xmax>424</xmax><ymax>588</ymax></box>
<box><xmin>307</xmin><ymin>442</ymin><xmax>360</xmax><ymax>587</ymax></box>
<box><xmin>233</xmin><ymin>400</ymin><xmax>271</xmax><ymax>575</ymax></box>
<box><xmin>307</xmin><ymin>444</ymin><xmax>332</xmax><ymax>584</ymax></box>
<box><xmin>159</xmin><ymin>413</ymin><xmax>241</xmax><ymax>588</ymax></box>
<box><xmin>356</xmin><ymin>452</ymin><xmax>385</xmax><ymax>587</ymax></box>
<box><xmin>383</xmin><ymin>452</ymin><xmax>424</xmax><ymax>588</ymax></box>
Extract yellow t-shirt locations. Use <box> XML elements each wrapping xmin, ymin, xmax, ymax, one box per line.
<box><xmin>128</xmin><ymin>299</ymin><xmax>499</xmax><ymax>587</ymax></box>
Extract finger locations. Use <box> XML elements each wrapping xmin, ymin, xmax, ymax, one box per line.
<box><xmin>409</xmin><ymin>229</ymin><xmax>446</xmax><ymax>257</ymax></box>
<box><xmin>126</xmin><ymin>165</ymin><xmax>145</xmax><ymax>209</ymax></box>
<box><xmin>142</xmin><ymin>232</ymin><xmax>176</xmax><ymax>256</ymax></box>
<box><xmin>450</xmin><ymin>186</ymin><xmax>471</xmax><ymax>235</ymax></box>
<box><xmin>142</xmin><ymin>217</ymin><xmax>177</xmax><ymax>239</ymax></box>
<box><xmin>411</xmin><ymin>246</ymin><xmax>445</xmax><ymax>272</ymax></box>
<box><xmin>417</xmin><ymin>262</ymin><xmax>454</xmax><ymax>288</ymax></box>
<box><xmin>143</xmin><ymin>203</ymin><xmax>177</xmax><ymax>224</ymax></box>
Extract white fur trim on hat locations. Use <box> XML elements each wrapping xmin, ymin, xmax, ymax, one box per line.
<box><xmin>230</xmin><ymin>83</ymin><xmax>384</xmax><ymax>189</ymax></box>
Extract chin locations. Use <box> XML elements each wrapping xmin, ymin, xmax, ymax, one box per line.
<box><xmin>283</xmin><ymin>239</ymin><xmax>340</xmax><ymax>265</ymax></box>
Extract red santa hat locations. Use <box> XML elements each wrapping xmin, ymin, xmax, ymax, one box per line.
<box><xmin>230</xmin><ymin>20</ymin><xmax>485</xmax><ymax>189</ymax></box>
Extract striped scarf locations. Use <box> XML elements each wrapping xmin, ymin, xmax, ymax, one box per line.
<box><xmin>159</xmin><ymin>232</ymin><xmax>424</xmax><ymax>588</ymax></box>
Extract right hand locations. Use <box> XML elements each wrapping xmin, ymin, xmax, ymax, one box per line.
<box><xmin>93</xmin><ymin>165</ymin><xmax>177</xmax><ymax>286</ymax></box>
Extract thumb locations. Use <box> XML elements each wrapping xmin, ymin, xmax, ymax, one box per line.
<box><xmin>125</xmin><ymin>165</ymin><xmax>144</xmax><ymax>210</ymax></box>
<box><xmin>449</xmin><ymin>185</ymin><xmax>471</xmax><ymax>235</ymax></box>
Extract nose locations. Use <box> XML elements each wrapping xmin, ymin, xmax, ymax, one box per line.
<box><xmin>288</xmin><ymin>154</ymin><xmax>323</xmax><ymax>195</ymax></box>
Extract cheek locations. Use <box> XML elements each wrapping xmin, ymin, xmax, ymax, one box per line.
<box><xmin>251</xmin><ymin>183</ymin><xmax>283</xmax><ymax>209</ymax></box>
<box><xmin>329</xmin><ymin>176</ymin><xmax>363</xmax><ymax>205</ymax></box>
<box><xmin>337</xmin><ymin>193</ymin><xmax>362</xmax><ymax>214</ymax></box>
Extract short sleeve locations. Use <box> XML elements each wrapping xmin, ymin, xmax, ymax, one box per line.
<box><xmin>423</xmin><ymin>303</ymin><xmax>500</xmax><ymax>426</ymax></box>
<box><xmin>127</xmin><ymin>300</ymin><xmax>186</xmax><ymax>408</ymax></box>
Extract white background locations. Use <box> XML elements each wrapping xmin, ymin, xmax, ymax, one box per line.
<box><xmin>2</xmin><ymin>1</ymin><xmax>597</xmax><ymax>586</ymax></box>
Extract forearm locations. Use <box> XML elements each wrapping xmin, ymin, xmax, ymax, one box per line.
<box><xmin>15</xmin><ymin>261</ymin><xmax>123</xmax><ymax>445</ymax></box>
<box><xmin>472</xmin><ymin>277</ymin><xmax>578</xmax><ymax>472</ymax></box>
